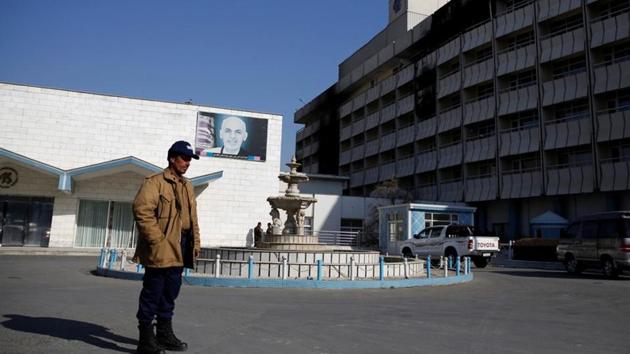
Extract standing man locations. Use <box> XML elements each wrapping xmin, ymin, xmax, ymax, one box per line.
<box><xmin>254</xmin><ymin>222</ymin><xmax>263</xmax><ymax>248</ymax></box>
<box><xmin>133</xmin><ymin>141</ymin><xmax>201</xmax><ymax>354</ymax></box>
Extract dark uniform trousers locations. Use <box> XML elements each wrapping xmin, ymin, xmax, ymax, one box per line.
<box><xmin>136</xmin><ymin>231</ymin><xmax>192</xmax><ymax>328</ymax></box>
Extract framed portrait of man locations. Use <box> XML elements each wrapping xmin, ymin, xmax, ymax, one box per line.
<box><xmin>195</xmin><ymin>112</ymin><xmax>268</xmax><ymax>161</ymax></box>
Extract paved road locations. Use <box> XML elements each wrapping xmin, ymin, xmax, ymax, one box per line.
<box><xmin>0</xmin><ymin>256</ymin><xmax>628</xmax><ymax>354</ymax></box>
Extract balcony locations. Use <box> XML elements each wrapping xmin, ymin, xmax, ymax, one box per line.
<box><xmin>381</xmin><ymin>103</ymin><xmax>397</xmax><ymax>124</ymax></box>
<box><xmin>351</xmin><ymin>117</ymin><xmax>366</xmax><ymax>137</ymax></box>
<box><xmin>351</xmin><ymin>144</ymin><xmax>365</xmax><ymax>162</ymax></box>
<box><xmin>396</xmin><ymin>156</ymin><xmax>415</xmax><ymax>177</ymax></box>
<box><xmin>438</xmin><ymin>142</ymin><xmax>463</xmax><ymax>168</ymax></box>
<box><xmin>591</xmin><ymin>10</ymin><xmax>630</xmax><ymax>48</ymax></box>
<box><xmin>439</xmin><ymin>179</ymin><xmax>464</xmax><ymax>202</ymax></box>
<box><xmin>416</xmin><ymin>116</ymin><xmax>438</xmax><ymax>140</ymax></box>
<box><xmin>498</xmin><ymin>85</ymin><xmax>538</xmax><ymax>116</ymax></box>
<box><xmin>396</xmin><ymin>125</ymin><xmax>415</xmax><ymax>147</ymax></box>
<box><xmin>416</xmin><ymin>150</ymin><xmax>438</xmax><ymax>173</ymax></box>
<box><xmin>381</xmin><ymin>75</ymin><xmax>397</xmax><ymax>97</ymax></box>
<box><xmin>366</xmin><ymin>85</ymin><xmax>380</xmax><ymax>104</ymax></box>
<box><xmin>465</xmin><ymin>136</ymin><xmax>497</xmax><ymax>163</ymax></box>
<box><xmin>500</xmin><ymin>126</ymin><xmax>540</xmax><ymax>156</ymax></box>
<box><xmin>438</xmin><ymin>105</ymin><xmax>463</xmax><ymax>133</ymax></box>
<box><xmin>380</xmin><ymin>132</ymin><xmax>396</xmax><ymax>152</ymax></box>
<box><xmin>546</xmin><ymin>163</ymin><xmax>594</xmax><ymax>195</ymax></box>
<box><xmin>379</xmin><ymin>161</ymin><xmax>396</xmax><ymax>182</ymax></box>
<box><xmin>340</xmin><ymin>100</ymin><xmax>353</xmax><ymax>119</ymax></box>
<box><xmin>365</xmin><ymin>138</ymin><xmax>380</xmax><ymax>157</ymax></box>
<box><xmin>350</xmin><ymin>170</ymin><xmax>365</xmax><ymax>188</ymax></box>
<box><xmin>501</xmin><ymin>168</ymin><xmax>543</xmax><ymax>198</ymax></box>
<box><xmin>597</xmin><ymin>109</ymin><xmax>630</xmax><ymax>142</ymax></box>
<box><xmin>544</xmin><ymin>116</ymin><xmax>591</xmax><ymax>150</ymax></box>
<box><xmin>340</xmin><ymin>124</ymin><xmax>353</xmax><ymax>141</ymax></box>
<box><xmin>463</xmin><ymin>21</ymin><xmax>492</xmax><ymax>52</ymax></box>
<box><xmin>465</xmin><ymin>175</ymin><xmax>498</xmax><ymax>201</ymax></box>
<box><xmin>464</xmin><ymin>96</ymin><xmax>495</xmax><ymax>125</ymax></box>
<box><xmin>463</xmin><ymin>58</ymin><xmax>494</xmax><ymax>88</ymax></box>
<box><xmin>364</xmin><ymin>166</ymin><xmax>379</xmax><ymax>184</ymax></box>
<box><xmin>593</xmin><ymin>60</ymin><xmax>630</xmax><ymax>94</ymax></box>
<box><xmin>542</xmin><ymin>72</ymin><xmax>588</xmax><ymax>106</ymax></box>
<box><xmin>540</xmin><ymin>28</ymin><xmax>585</xmax><ymax>63</ymax></box>
<box><xmin>296</xmin><ymin>128</ymin><xmax>306</xmax><ymax>142</ymax></box>
<box><xmin>396</xmin><ymin>65</ymin><xmax>415</xmax><ymax>88</ymax></box>
<box><xmin>414</xmin><ymin>185</ymin><xmax>438</xmax><ymax>201</ymax></box>
<box><xmin>438</xmin><ymin>71</ymin><xmax>462</xmax><ymax>98</ymax></box>
<box><xmin>600</xmin><ymin>158</ymin><xmax>630</xmax><ymax>191</ymax></box>
<box><xmin>495</xmin><ymin>2</ymin><xmax>535</xmax><ymax>38</ymax></box>
<box><xmin>437</xmin><ymin>36</ymin><xmax>461</xmax><ymax>65</ymax></box>
<box><xmin>396</xmin><ymin>94</ymin><xmax>415</xmax><ymax>117</ymax></box>
<box><xmin>353</xmin><ymin>93</ymin><xmax>366</xmax><ymax>112</ymax></box>
<box><xmin>340</xmin><ymin>149</ymin><xmax>352</xmax><ymax>166</ymax></box>
<box><xmin>537</xmin><ymin>0</ymin><xmax>581</xmax><ymax>22</ymax></box>
<box><xmin>496</xmin><ymin>43</ymin><xmax>536</xmax><ymax>76</ymax></box>
<box><xmin>365</xmin><ymin>111</ymin><xmax>380</xmax><ymax>130</ymax></box>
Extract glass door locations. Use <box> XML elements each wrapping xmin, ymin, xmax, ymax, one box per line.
<box><xmin>0</xmin><ymin>197</ymin><xmax>29</xmax><ymax>246</ymax></box>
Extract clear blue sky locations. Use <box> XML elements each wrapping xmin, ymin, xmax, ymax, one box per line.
<box><xmin>0</xmin><ymin>0</ymin><xmax>387</xmax><ymax>167</ymax></box>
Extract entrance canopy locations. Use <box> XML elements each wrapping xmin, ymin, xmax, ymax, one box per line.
<box><xmin>0</xmin><ymin>148</ymin><xmax>223</xmax><ymax>192</ymax></box>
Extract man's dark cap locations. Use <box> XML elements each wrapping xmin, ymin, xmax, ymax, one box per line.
<box><xmin>168</xmin><ymin>141</ymin><xmax>199</xmax><ymax>160</ymax></box>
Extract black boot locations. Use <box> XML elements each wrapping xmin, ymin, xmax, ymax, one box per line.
<box><xmin>156</xmin><ymin>319</ymin><xmax>188</xmax><ymax>352</ymax></box>
<box><xmin>137</xmin><ymin>325</ymin><xmax>165</xmax><ymax>354</ymax></box>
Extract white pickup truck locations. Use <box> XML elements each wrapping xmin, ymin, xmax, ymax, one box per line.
<box><xmin>399</xmin><ymin>224</ymin><xmax>500</xmax><ymax>268</ymax></box>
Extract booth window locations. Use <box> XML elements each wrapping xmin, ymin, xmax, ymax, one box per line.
<box><xmin>425</xmin><ymin>212</ymin><xmax>459</xmax><ymax>227</ymax></box>
<box><xmin>387</xmin><ymin>213</ymin><xmax>405</xmax><ymax>242</ymax></box>
<box><xmin>75</xmin><ymin>200</ymin><xmax>137</xmax><ymax>248</ymax></box>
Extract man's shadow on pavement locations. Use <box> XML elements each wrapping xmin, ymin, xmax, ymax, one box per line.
<box><xmin>2</xmin><ymin>314</ymin><xmax>137</xmax><ymax>353</ymax></box>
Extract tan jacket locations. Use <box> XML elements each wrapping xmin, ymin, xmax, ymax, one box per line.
<box><xmin>132</xmin><ymin>168</ymin><xmax>201</xmax><ymax>268</ymax></box>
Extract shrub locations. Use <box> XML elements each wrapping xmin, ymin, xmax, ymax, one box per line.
<box><xmin>512</xmin><ymin>238</ymin><xmax>559</xmax><ymax>262</ymax></box>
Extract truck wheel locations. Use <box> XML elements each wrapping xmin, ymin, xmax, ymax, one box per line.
<box><xmin>602</xmin><ymin>257</ymin><xmax>619</xmax><ymax>279</ymax></box>
<box><xmin>564</xmin><ymin>254</ymin><xmax>582</xmax><ymax>275</ymax></box>
<box><xmin>402</xmin><ymin>248</ymin><xmax>414</xmax><ymax>259</ymax></box>
<box><xmin>472</xmin><ymin>257</ymin><xmax>488</xmax><ymax>268</ymax></box>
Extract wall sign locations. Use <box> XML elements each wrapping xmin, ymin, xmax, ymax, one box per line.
<box><xmin>0</xmin><ymin>167</ymin><xmax>18</xmax><ymax>188</ymax></box>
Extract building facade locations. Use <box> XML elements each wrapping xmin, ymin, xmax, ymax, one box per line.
<box><xmin>0</xmin><ymin>83</ymin><xmax>282</xmax><ymax>248</ymax></box>
<box><xmin>295</xmin><ymin>0</ymin><xmax>630</xmax><ymax>239</ymax></box>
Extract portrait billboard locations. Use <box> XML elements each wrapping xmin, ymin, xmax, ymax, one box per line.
<box><xmin>195</xmin><ymin>112</ymin><xmax>268</xmax><ymax>161</ymax></box>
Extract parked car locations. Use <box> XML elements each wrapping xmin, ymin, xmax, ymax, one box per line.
<box><xmin>556</xmin><ymin>211</ymin><xmax>630</xmax><ymax>278</ymax></box>
<box><xmin>399</xmin><ymin>224</ymin><xmax>500</xmax><ymax>268</ymax></box>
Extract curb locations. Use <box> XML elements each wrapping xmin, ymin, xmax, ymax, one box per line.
<box><xmin>95</xmin><ymin>267</ymin><xmax>474</xmax><ymax>289</ymax></box>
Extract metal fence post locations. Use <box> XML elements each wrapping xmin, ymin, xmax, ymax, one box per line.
<box><xmin>316</xmin><ymin>259</ymin><xmax>322</xmax><ymax>281</ymax></box>
<box><xmin>98</xmin><ymin>248</ymin><xmax>105</xmax><ymax>268</ymax></box>
<box><xmin>248</xmin><ymin>255</ymin><xmax>254</xmax><ymax>279</ymax></box>
<box><xmin>282</xmin><ymin>257</ymin><xmax>287</xmax><ymax>280</ymax></box>
<box><xmin>456</xmin><ymin>257</ymin><xmax>461</xmax><ymax>276</ymax></box>
<box><xmin>426</xmin><ymin>256</ymin><xmax>431</xmax><ymax>279</ymax></box>
<box><xmin>379</xmin><ymin>256</ymin><xmax>385</xmax><ymax>281</ymax></box>
<box><xmin>108</xmin><ymin>249</ymin><xmax>117</xmax><ymax>272</ymax></box>
<box><xmin>403</xmin><ymin>257</ymin><xmax>409</xmax><ymax>279</ymax></box>
<box><xmin>136</xmin><ymin>264</ymin><xmax>143</xmax><ymax>273</ymax></box>
<box><xmin>444</xmin><ymin>257</ymin><xmax>448</xmax><ymax>278</ymax></box>
<box><xmin>350</xmin><ymin>256</ymin><xmax>355</xmax><ymax>281</ymax></box>
<box><xmin>214</xmin><ymin>255</ymin><xmax>221</xmax><ymax>278</ymax></box>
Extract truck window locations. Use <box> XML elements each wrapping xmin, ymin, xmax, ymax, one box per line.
<box><xmin>430</xmin><ymin>227</ymin><xmax>443</xmax><ymax>238</ymax></box>
<box><xmin>415</xmin><ymin>228</ymin><xmax>431</xmax><ymax>239</ymax></box>
<box><xmin>597</xmin><ymin>219</ymin><xmax>621</xmax><ymax>239</ymax></box>
<box><xmin>582</xmin><ymin>221</ymin><xmax>598</xmax><ymax>239</ymax></box>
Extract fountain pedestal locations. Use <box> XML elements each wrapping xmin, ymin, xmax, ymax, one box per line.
<box><xmin>264</xmin><ymin>157</ymin><xmax>324</xmax><ymax>250</ymax></box>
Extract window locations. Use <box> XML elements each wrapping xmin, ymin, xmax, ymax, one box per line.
<box><xmin>551</xmin><ymin>56</ymin><xmax>586</xmax><ymax>79</ymax></box>
<box><xmin>504</xmin><ymin>69</ymin><xmax>536</xmax><ymax>91</ymax></box>
<box><xmin>500</xmin><ymin>31</ymin><xmax>535</xmax><ymax>53</ymax></box>
<box><xmin>341</xmin><ymin>219</ymin><xmax>363</xmax><ymax>233</ymax></box>
<box><xmin>505</xmin><ymin>110</ymin><xmax>539</xmax><ymax>131</ymax></box>
<box><xmin>551</xmin><ymin>100</ymin><xmax>589</xmax><ymax>123</ymax></box>
<box><xmin>387</xmin><ymin>213</ymin><xmax>405</xmax><ymax>242</ymax></box>
<box><xmin>304</xmin><ymin>217</ymin><xmax>313</xmax><ymax>233</ymax></box>
<box><xmin>75</xmin><ymin>200</ymin><xmax>137</xmax><ymax>248</ymax></box>
<box><xmin>562</xmin><ymin>222</ymin><xmax>579</xmax><ymax>239</ymax></box>
<box><xmin>582</xmin><ymin>221</ymin><xmax>598</xmax><ymax>239</ymax></box>
<box><xmin>425</xmin><ymin>212</ymin><xmax>459</xmax><ymax>228</ymax></box>
<box><xmin>544</xmin><ymin>14</ymin><xmax>583</xmax><ymax>38</ymax></box>
<box><xmin>606</xmin><ymin>91</ymin><xmax>630</xmax><ymax>113</ymax></box>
